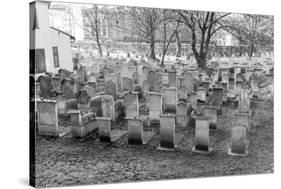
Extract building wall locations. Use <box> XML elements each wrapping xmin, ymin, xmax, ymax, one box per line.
<box><xmin>30</xmin><ymin>1</ymin><xmax>73</xmax><ymax>76</ymax></box>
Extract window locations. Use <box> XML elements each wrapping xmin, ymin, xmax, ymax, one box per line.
<box><xmin>30</xmin><ymin>49</ymin><xmax>46</xmax><ymax>74</ymax></box>
<box><xmin>52</xmin><ymin>47</ymin><xmax>60</xmax><ymax>68</ymax></box>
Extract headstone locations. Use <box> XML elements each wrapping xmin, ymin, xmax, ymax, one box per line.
<box><xmin>197</xmin><ymin>87</ymin><xmax>207</xmax><ymax>102</ymax></box>
<box><xmin>190</xmin><ymin>91</ymin><xmax>198</xmax><ymax>110</ymax></box>
<box><xmin>105</xmin><ymin>80</ymin><xmax>117</xmax><ymax>100</ymax></box>
<box><xmin>61</xmin><ymin>78</ymin><xmax>76</xmax><ymax>99</ymax></box>
<box><xmin>209</xmin><ymin>87</ymin><xmax>223</xmax><ymax>110</ymax></box>
<box><xmin>168</xmin><ymin>71</ymin><xmax>177</xmax><ymax>88</ymax></box>
<box><xmin>146</xmin><ymin>92</ymin><xmax>163</xmax><ymax>126</ymax></box>
<box><xmin>183</xmin><ymin>71</ymin><xmax>194</xmax><ymax>94</ymax></box>
<box><xmin>192</xmin><ymin>116</ymin><xmax>212</xmax><ymax>153</ymax></box>
<box><xmin>124</xmin><ymin>91</ymin><xmax>139</xmax><ymax>118</ymax></box>
<box><xmin>202</xmin><ymin>106</ymin><xmax>218</xmax><ymax>129</ymax></box>
<box><xmin>228</xmin><ymin>126</ymin><xmax>248</xmax><ymax>156</ymax></box>
<box><xmin>178</xmin><ymin>86</ymin><xmax>187</xmax><ymax>102</ymax></box>
<box><xmin>127</xmin><ymin>117</ymin><xmax>155</xmax><ymax>145</ymax></box>
<box><xmin>162</xmin><ymin>87</ymin><xmax>177</xmax><ymax>114</ymax></box>
<box><xmin>158</xmin><ymin>114</ymin><xmax>184</xmax><ymax>150</ymax></box>
<box><xmin>176</xmin><ymin>102</ymin><xmax>190</xmax><ymax>127</ymax></box>
<box><xmin>235</xmin><ymin>112</ymin><xmax>251</xmax><ymax>129</ymax></box>
<box><xmin>37</xmin><ymin>99</ymin><xmax>68</xmax><ymax>137</ymax></box>
<box><xmin>122</xmin><ymin>77</ymin><xmax>134</xmax><ymax>92</ymax></box>
<box><xmin>38</xmin><ymin>75</ymin><xmax>52</xmax><ymax>99</ymax></box>
<box><xmin>238</xmin><ymin>89</ymin><xmax>250</xmax><ymax>113</ymax></box>
<box><xmin>51</xmin><ymin>77</ymin><xmax>61</xmax><ymax>93</ymax></box>
<box><xmin>101</xmin><ymin>95</ymin><xmax>115</xmax><ymax>119</ymax></box>
<box><xmin>162</xmin><ymin>72</ymin><xmax>169</xmax><ymax>87</ymax></box>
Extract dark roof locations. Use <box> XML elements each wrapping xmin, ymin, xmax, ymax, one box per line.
<box><xmin>50</xmin><ymin>26</ymin><xmax>76</xmax><ymax>41</ymax></box>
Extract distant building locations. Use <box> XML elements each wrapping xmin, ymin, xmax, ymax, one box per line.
<box><xmin>29</xmin><ymin>0</ymin><xmax>75</xmax><ymax>77</ymax></box>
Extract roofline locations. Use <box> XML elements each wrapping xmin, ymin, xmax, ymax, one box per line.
<box><xmin>50</xmin><ymin>26</ymin><xmax>76</xmax><ymax>41</ymax></box>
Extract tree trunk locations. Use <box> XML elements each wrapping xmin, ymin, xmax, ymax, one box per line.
<box><xmin>249</xmin><ymin>42</ymin><xmax>255</xmax><ymax>60</ymax></box>
<box><xmin>194</xmin><ymin>54</ymin><xmax>207</xmax><ymax>69</ymax></box>
<box><xmin>150</xmin><ymin>31</ymin><xmax>156</xmax><ymax>60</ymax></box>
<box><xmin>175</xmin><ymin>30</ymin><xmax>181</xmax><ymax>57</ymax></box>
<box><xmin>96</xmin><ymin>34</ymin><xmax>103</xmax><ymax>57</ymax></box>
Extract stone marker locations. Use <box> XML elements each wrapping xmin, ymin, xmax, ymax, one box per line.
<box><xmin>168</xmin><ymin>70</ymin><xmax>177</xmax><ymax>88</ymax></box>
<box><xmin>61</xmin><ymin>78</ymin><xmax>76</xmax><ymax>100</ymax></box>
<box><xmin>178</xmin><ymin>86</ymin><xmax>187</xmax><ymax>102</ymax></box>
<box><xmin>235</xmin><ymin>112</ymin><xmax>251</xmax><ymax>130</ymax></box>
<box><xmin>146</xmin><ymin>92</ymin><xmax>163</xmax><ymax>126</ymax></box>
<box><xmin>51</xmin><ymin>77</ymin><xmax>62</xmax><ymax>93</ymax></box>
<box><xmin>238</xmin><ymin>89</ymin><xmax>250</xmax><ymax>113</ymax></box>
<box><xmin>228</xmin><ymin>125</ymin><xmax>248</xmax><ymax>156</ymax></box>
<box><xmin>190</xmin><ymin>91</ymin><xmax>198</xmax><ymax>110</ymax></box>
<box><xmin>201</xmin><ymin>106</ymin><xmax>219</xmax><ymax>129</ymax></box>
<box><xmin>124</xmin><ymin>91</ymin><xmax>139</xmax><ymax>117</ymax></box>
<box><xmin>38</xmin><ymin>75</ymin><xmax>53</xmax><ymax>99</ymax></box>
<box><xmin>183</xmin><ymin>71</ymin><xmax>194</xmax><ymax>94</ymax></box>
<box><xmin>197</xmin><ymin>87</ymin><xmax>207</xmax><ymax>102</ymax></box>
<box><xmin>126</xmin><ymin>117</ymin><xmax>155</xmax><ymax>145</ymax></box>
<box><xmin>176</xmin><ymin>101</ymin><xmax>190</xmax><ymax>127</ymax></box>
<box><xmin>70</xmin><ymin>110</ymin><xmax>97</xmax><ymax>138</ymax></box>
<box><xmin>158</xmin><ymin>114</ymin><xmax>184</xmax><ymax>150</ymax></box>
<box><xmin>162</xmin><ymin>87</ymin><xmax>177</xmax><ymax>114</ymax></box>
<box><xmin>37</xmin><ymin>99</ymin><xmax>68</xmax><ymax>137</ymax></box>
<box><xmin>105</xmin><ymin>80</ymin><xmax>117</xmax><ymax>100</ymax></box>
<box><xmin>209</xmin><ymin>87</ymin><xmax>223</xmax><ymax>111</ymax></box>
<box><xmin>162</xmin><ymin>72</ymin><xmax>169</xmax><ymax>87</ymax></box>
<box><xmin>122</xmin><ymin>77</ymin><xmax>134</xmax><ymax>92</ymax></box>
<box><xmin>192</xmin><ymin>116</ymin><xmax>212</xmax><ymax>153</ymax></box>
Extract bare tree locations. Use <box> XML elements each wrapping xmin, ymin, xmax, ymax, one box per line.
<box><xmin>221</xmin><ymin>14</ymin><xmax>273</xmax><ymax>59</ymax></box>
<box><xmin>177</xmin><ymin>11</ymin><xmax>230</xmax><ymax>69</ymax></box>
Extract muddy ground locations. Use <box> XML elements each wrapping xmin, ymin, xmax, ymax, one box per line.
<box><xmin>34</xmin><ymin>100</ymin><xmax>273</xmax><ymax>188</ymax></box>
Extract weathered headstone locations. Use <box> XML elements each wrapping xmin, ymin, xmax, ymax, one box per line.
<box><xmin>124</xmin><ymin>91</ymin><xmax>139</xmax><ymax>118</ymax></box>
<box><xmin>197</xmin><ymin>87</ymin><xmax>207</xmax><ymax>102</ymax></box>
<box><xmin>105</xmin><ymin>80</ymin><xmax>117</xmax><ymax>100</ymax></box>
<box><xmin>192</xmin><ymin>116</ymin><xmax>212</xmax><ymax>153</ymax></box>
<box><xmin>61</xmin><ymin>78</ymin><xmax>76</xmax><ymax>99</ymax></box>
<box><xmin>162</xmin><ymin>87</ymin><xmax>177</xmax><ymax>114</ymax></box>
<box><xmin>183</xmin><ymin>71</ymin><xmax>194</xmax><ymax>94</ymax></box>
<box><xmin>168</xmin><ymin>70</ymin><xmax>177</xmax><ymax>88</ymax></box>
<box><xmin>228</xmin><ymin>125</ymin><xmax>248</xmax><ymax>156</ymax></box>
<box><xmin>235</xmin><ymin>112</ymin><xmax>251</xmax><ymax>129</ymax></box>
<box><xmin>178</xmin><ymin>86</ymin><xmax>187</xmax><ymax>102</ymax></box>
<box><xmin>176</xmin><ymin>101</ymin><xmax>190</xmax><ymax>127</ymax></box>
<box><xmin>201</xmin><ymin>106</ymin><xmax>218</xmax><ymax>129</ymax></box>
<box><xmin>146</xmin><ymin>92</ymin><xmax>163</xmax><ymax>126</ymax></box>
<box><xmin>122</xmin><ymin>77</ymin><xmax>134</xmax><ymax>92</ymax></box>
<box><xmin>38</xmin><ymin>75</ymin><xmax>53</xmax><ymax>99</ymax></box>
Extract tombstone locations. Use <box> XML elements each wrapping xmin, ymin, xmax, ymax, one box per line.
<box><xmin>168</xmin><ymin>71</ymin><xmax>177</xmax><ymax>88</ymax></box>
<box><xmin>61</xmin><ymin>78</ymin><xmax>76</xmax><ymax>99</ymax></box>
<box><xmin>51</xmin><ymin>77</ymin><xmax>62</xmax><ymax>93</ymax></box>
<box><xmin>178</xmin><ymin>86</ymin><xmax>187</xmax><ymax>102</ymax></box>
<box><xmin>176</xmin><ymin>102</ymin><xmax>190</xmax><ymax>127</ymax></box>
<box><xmin>70</xmin><ymin>110</ymin><xmax>97</xmax><ymax>138</ymax></box>
<box><xmin>209</xmin><ymin>87</ymin><xmax>223</xmax><ymax>111</ymax></box>
<box><xmin>89</xmin><ymin>95</ymin><xmax>103</xmax><ymax>116</ymax></box>
<box><xmin>37</xmin><ymin>99</ymin><xmax>68</xmax><ymax>137</ymax></box>
<box><xmin>105</xmin><ymin>80</ymin><xmax>117</xmax><ymax>100</ymax></box>
<box><xmin>38</xmin><ymin>75</ymin><xmax>53</xmax><ymax>99</ymax></box>
<box><xmin>147</xmin><ymin>70</ymin><xmax>156</xmax><ymax>91</ymax></box>
<box><xmin>197</xmin><ymin>87</ymin><xmax>207</xmax><ymax>102</ymax></box>
<box><xmin>158</xmin><ymin>114</ymin><xmax>184</xmax><ymax>150</ymax></box>
<box><xmin>190</xmin><ymin>91</ymin><xmax>198</xmax><ymax>110</ymax></box>
<box><xmin>235</xmin><ymin>112</ymin><xmax>251</xmax><ymax>130</ymax></box>
<box><xmin>228</xmin><ymin>126</ymin><xmax>249</xmax><ymax>156</ymax></box>
<box><xmin>250</xmin><ymin>79</ymin><xmax>259</xmax><ymax>92</ymax></box>
<box><xmin>146</xmin><ymin>92</ymin><xmax>163</xmax><ymax>126</ymax></box>
<box><xmin>238</xmin><ymin>89</ymin><xmax>250</xmax><ymax>113</ymax></box>
<box><xmin>162</xmin><ymin>72</ymin><xmax>169</xmax><ymax>87</ymax></box>
<box><xmin>162</xmin><ymin>87</ymin><xmax>177</xmax><ymax>114</ymax></box>
<box><xmin>236</xmin><ymin>80</ymin><xmax>243</xmax><ymax>91</ymax></box>
<box><xmin>192</xmin><ymin>116</ymin><xmax>212</xmax><ymax>153</ymax></box>
<box><xmin>183</xmin><ymin>71</ymin><xmax>194</xmax><ymax>94</ymax></box>
<box><xmin>77</xmin><ymin>65</ymin><xmax>87</xmax><ymax>82</ymax></box>
<box><xmin>202</xmin><ymin>81</ymin><xmax>210</xmax><ymax>92</ymax></box>
<box><xmin>201</xmin><ymin>106</ymin><xmax>219</xmax><ymax>129</ymax></box>
<box><xmin>132</xmin><ymin>72</ymin><xmax>139</xmax><ymax>85</ymax></box>
<box><xmin>126</xmin><ymin>118</ymin><xmax>155</xmax><ymax>145</ymax></box>
<box><xmin>124</xmin><ymin>91</ymin><xmax>139</xmax><ymax>118</ymax></box>
<box><xmin>122</xmin><ymin>77</ymin><xmax>134</xmax><ymax>92</ymax></box>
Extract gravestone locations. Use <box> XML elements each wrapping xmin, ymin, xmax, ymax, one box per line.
<box><xmin>168</xmin><ymin>70</ymin><xmax>177</xmax><ymax>88</ymax></box>
<box><xmin>70</xmin><ymin>111</ymin><xmax>97</xmax><ymax>138</ymax></box>
<box><xmin>228</xmin><ymin>125</ymin><xmax>248</xmax><ymax>156</ymax></box>
<box><xmin>126</xmin><ymin>117</ymin><xmax>155</xmax><ymax>145</ymax></box>
<box><xmin>162</xmin><ymin>72</ymin><xmax>169</xmax><ymax>87</ymax></box>
<box><xmin>162</xmin><ymin>87</ymin><xmax>177</xmax><ymax>114</ymax></box>
<box><xmin>190</xmin><ymin>91</ymin><xmax>198</xmax><ymax>110</ymax></box>
<box><xmin>77</xmin><ymin>65</ymin><xmax>87</xmax><ymax>82</ymax></box>
<box><xmin>84</xmin><ymin>85</ymin><xmax>96</xmax><ymax>97</ymax></box>
<box><xmin>239</xmin><ymin>89</ymin><xmax>250</xmax><ymax>113</ymax></box>
<box><xmin>37</xmin><ymin>99</ymin><xmax>68</xmax><ymax>137</ymax></box>
<box><xmin>147</xmin><ymin>70</ymin><xmax>156</xmax><ymax>91</ymax></box>
<box><xmin>61</xmin><ymin>78</ymin><xmax>76</xmax><ymax>99</ymax></box>
<box><xmin>132</xmin><ymin>72</ymin><xmax>139</xmax><ymax>85</ymax></box>
<box><xmin>202</xmin><ymin>106</ymin><xmax>219</xmax><ymax>129</ymax></box>
<box><xmin>51</xmin><ymin>77</ymin><xmax>62</xmax><ymax>93</ymax></box>
<box><xmin>178</xmin><ymin>86</ymin><xmax>187</xmax><ymax>102</ymax></box>
<box><xmin>176</xmin><ymin>101</ymin><xmax>190</xmax><ymax>127</ymax></box>
<box><xmin>122</xmin><ymin>77</ymin><xmax>134</xmax><ymax>92</ymax></box>
<box><xmin>89</xmin><ymin>95</ymin><xmax>103</xmax><ymax>116</ymax></box>
<box><xmin>105</xmin><ymin>80</ymin><xmax>117</xmax><ymax>100</ymax></box>
<box><xmin>146</xmin><ymin>92</ymin><xmax>163</xmax><ymax>126</ymax></box>
<box><xmin>197</xmin><ymin>87</ymin><xmax>207</xmax><ymax>102</ymax></box>
<box><xmin>124</xmin><ymin>91</ymin><xmax>139</xmax><ymax>118</ymax></box>
<box><xmin>209</xmin><ymin>87</ymin><xmax>223</xmax><ymax>111</ymax></box>
<box><xmin>158</xmin><ymin>114</ymin><xmax>184</xmax><ymax>150</ymax></box>
<box><xmin>192</xmin><ymin>116</ymin><xmax>212</xmax><ymax>153</ymax></box>
<box><xmin>235</xmin><ymin>112</ymin><xmax>251</xmax><ymax>130</ymax></box>
<box><xmin>38</xmin><ymin>75</ymin><xmax>52</xmax><ymax>99</ymax></box>
<box><xmin>183</xmin><ymin>71</ymin><xmax>194</xmax><ymax>94</ymax></box>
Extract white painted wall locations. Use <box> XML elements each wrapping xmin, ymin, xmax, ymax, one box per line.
<box><xmin>30</xmin><ymin>1</ymin><xmax>73</xmax><ymax>76</ymax></box>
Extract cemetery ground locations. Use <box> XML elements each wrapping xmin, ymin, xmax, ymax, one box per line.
<box><xmin>34</xmin><ymin>98</ymin><xmax>273</xmax><ymax>188</ymax></box>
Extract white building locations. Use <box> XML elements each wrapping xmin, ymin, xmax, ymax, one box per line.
<box><xmin>29</xmin><ymin>0</ymin><xmax>75</xmax><ymax>77</ymax></box>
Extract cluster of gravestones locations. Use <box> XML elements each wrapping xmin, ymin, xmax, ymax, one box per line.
<box><xmin>35</xmin><ymin>60</ymin><xmax>269</xmax><ymax>157</ymax></box>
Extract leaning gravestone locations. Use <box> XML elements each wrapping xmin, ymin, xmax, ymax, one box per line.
<box><xmin>122</xmin><ymin>77</ymin><xmax>134</xmax><ymax>92</ymax></box>
<box><xmin>158</xmin><ymin>114</ymin><xmax>184</xmax><ymax>150</ymax></box>
<box><xmin>37</xmin><ymin>99</ymin><xmax>69</xmax><ymax>137</ymax></box>
<box><xmin>228</xmin><ymin>125</ymin><xmax>248</xmax><ymax>156</ymax></box>
<box><xmin>162</xmin><ymin>87</ymin><xmax>177</xmax><ymax>114</ymax></box>
<box><xmin>192</xmin><ymin>116</ymin><xmax>212</xmax><ymax>153</ymax></box>
<box><xmin>146</xmin><ymin>92</ymin><xmax>163</xmax><ymax>126</ymax></box>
